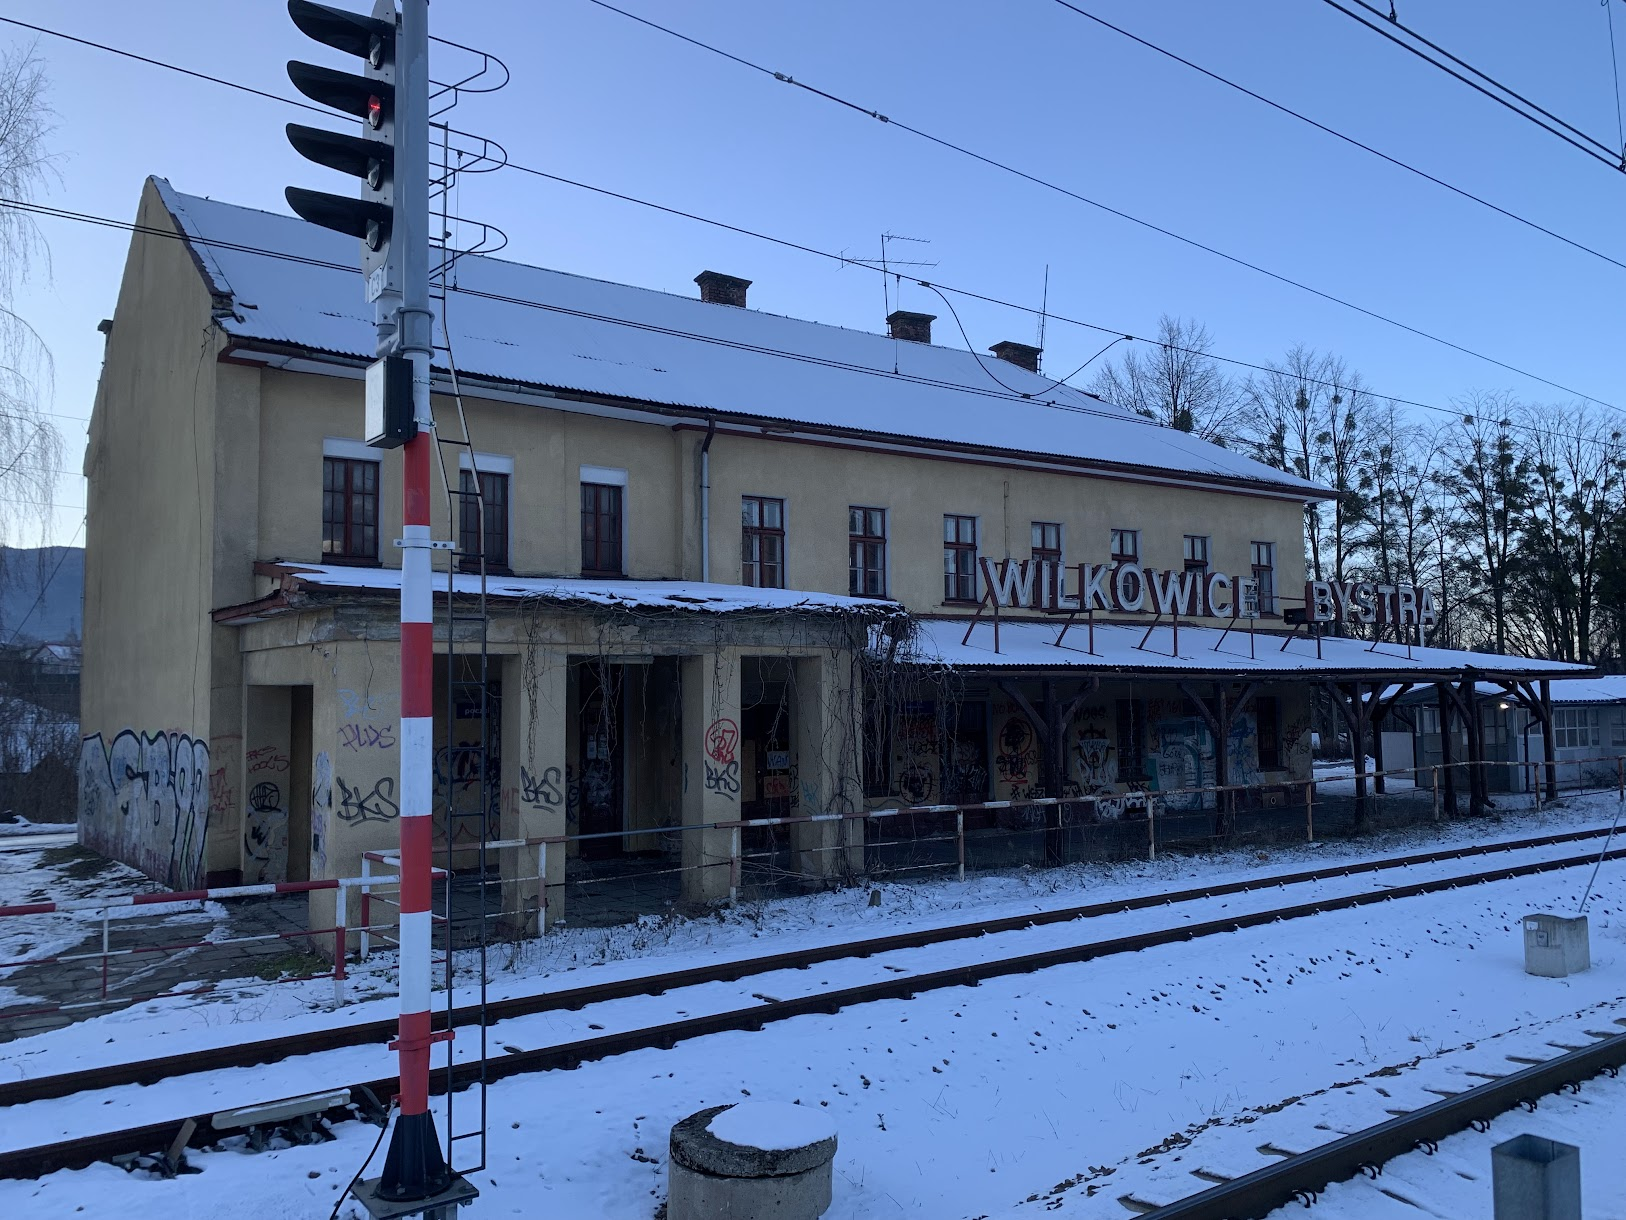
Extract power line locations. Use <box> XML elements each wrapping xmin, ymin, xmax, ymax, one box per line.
<box><xmin>6</xmin><ymin>194</ymin><xmax>1618</xmax><ymax>457</ymax></box>
<box><xmin>1047</xmin><ymin>0</ymin><xmax>1626</xmax><ymax>271</ymax></box>
<box><xmin>582</xmin><ymin>0</ymin><xmax>1621</xmax><ymax>408</ymax></box>
<box><xmin>1317</xmin><ymin>0</ymin><xmax>1626</xmax><ymax>171</ymax></box>
<box><xmin>1608</xmin><ymin>0</ymin><xmax>1626</xmax><ymax>159</ymax></box>
<box><xmin>12</xmin><ymin>8</ymin><xmax>1620</xmax><ymax>416</ymax></box>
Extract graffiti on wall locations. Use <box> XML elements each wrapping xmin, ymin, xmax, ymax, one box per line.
<box><xmin>243</xmin><ymin>779</ymin><xmax>288</xmax><ymax>883</ymax></box>
<box><xmin>339</xmin><ymin>723</ymin><xmax>396</xmax><ymax>752</ymax></box>
<box><xmin>519</xmin><ymin>763</ymin><xmax>564</xmax><ymax>809</ymax></box>
<box><xmin>993</xmin><ymin>715</ymin><xmax>1037</xmax><ymax>787</ymax></box>
<box><xmin>311</xmin><ymin>751</ymin><xmax>333</xmax><ymax>876</ymax></box>
<box><xmin>338</xmin><ymin>688</ymin><xmax>382</xmax><ymax>722</ymax></box>
<box><xmin>703</xmin><ymin>718</ymin><xmax>740</xmax><ymax>801</ymax></box>
<box><xmin>1149</xmin><ymin>716</ymin><xmax>1213</xmax><ymax>810</ymax></box>
<box><xmin>78</xmin><ymin>730</ymin><xmax>212</xmax><ymax>889</ymax></box>
<box><xmin>335</xmin><ymin>775</ymin><xmax>400</xmax><ymax>824</ymax></box>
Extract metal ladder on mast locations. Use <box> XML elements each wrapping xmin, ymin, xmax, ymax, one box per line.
<box><xmin>421</xmin><ymin>50</ymin><xmax>511</xmax><ymax>1179</ymax></box>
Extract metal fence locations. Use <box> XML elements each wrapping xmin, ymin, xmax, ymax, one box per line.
<box><xmin>4</xmin><ymin>755</ymin><xmax>1623</xmax><ymax>1026</ymax></box>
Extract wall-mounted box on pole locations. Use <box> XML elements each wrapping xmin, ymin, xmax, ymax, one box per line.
<box><xmin>366</xmin><ymin>353</ymin><xmax>416</xmax><ymax>448</ymax></box>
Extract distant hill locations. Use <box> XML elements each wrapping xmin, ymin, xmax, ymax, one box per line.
<box><xmin>0</xmin><ymin>547</ymin><xmax>84</xmax><ymax>645</ymax></box>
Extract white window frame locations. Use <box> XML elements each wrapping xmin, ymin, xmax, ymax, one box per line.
<box><xmin>323</xmin><ymin>436</ymin><xmax>377</xmax><ymax>461</ymax></box>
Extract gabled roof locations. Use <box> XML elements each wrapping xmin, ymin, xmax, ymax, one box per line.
<box><xmin>151</xmin><ymin>178</ymin><xmax>1326</xmax><ymax>499</ymax></box>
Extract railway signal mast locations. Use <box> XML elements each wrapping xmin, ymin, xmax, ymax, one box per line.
<box><xmin>285</xmin><ymin>1</ymin><xmax>473</xmax><ymax>1215</ymax></box>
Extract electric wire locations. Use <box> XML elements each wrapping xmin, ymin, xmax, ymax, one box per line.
<box><xmin>8</xmin><ymin>10</ymin><xmax>1620</xmax><ymax>417</ymax></box>
<box><xmin>1047</xmin><ymin>0</ymin><xmax>1626</xmax><ymax>271</ymax></box>
<box><xmin>1317</xmin><ymin>0</ymin><xmax>1626</xmax><ymax>171</ymax></box>
<box><xmin>1607</xmin><ymin>0</ymin><xmax>1626</xmax><ymax>161</ymax></box>
<box><xmin>6</xmin><ymin>194</ymin><xmax>1619</xmax><ymax>458</ymax></box>
<box><xmin>581</xmin><ymin>0</ymin><xmax>1621</xmax><ymax>407</ymax></box>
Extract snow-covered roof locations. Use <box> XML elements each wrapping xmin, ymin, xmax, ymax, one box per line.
<box><xmin>901</xmin><ymin>618</ymin><xmax>1591</xmax><ymax>679</ymax></box>
<box><xmin>152</xmin><ymin>179</ymin><xmax>1325</xmax><ymax>499</ymax></box>
<box><xmin>236</xmin><ymin>562</ymin><xmax>899</xmax><ymax>620</ymax></box>
<box><xmin>1540</xmin><ymin>676</ymin><xmax>1626</xmax><ymax>704</ymax></box>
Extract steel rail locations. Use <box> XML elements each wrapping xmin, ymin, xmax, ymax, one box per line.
<box><xmin>2</xmin><ymin>837</ymin><xmax>1623</xmax><ymax>1180</ymax></box>
<box><xmin>2</xmin><ymin>823</ymin><xmax>1612</xmax><ymax>1110</ymax></box>
<box><xmin>1144</xmin><ymin>1030</ymin><xmax>1626</xmax><ymax>1219</ymax></box>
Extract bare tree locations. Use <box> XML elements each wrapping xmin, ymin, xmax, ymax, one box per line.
<box><xmin>0</xmin><ymin>44</ymin><xmax>62</xmax><ymax>554</ymax></box>
<box><xmin>1239</xmin><ymin>345</ymin><xmax>1374</xmax><ymax>590</ymax></box>
<box><xmin>1436</xmin><ymin>399</ymin><xmax>1529</xmax><ymax>655</ymax></box>
<box><xmin>1087</xmin><ymin>315</ymin><xmax>1246</xmax><ymax>444</ymax></box>
<box><xmin>1510</xmin><ymin>404</ymin><xmax>1624</xmax><ymax>663</ymax></box>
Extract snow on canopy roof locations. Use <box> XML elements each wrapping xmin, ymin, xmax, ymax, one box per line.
<box><xmin>1540</xmin><ymin>676</ymin><xmax>1626</xmax><ymax>703</ymax></box>
<box><xmin>256</xmin><ymin>562</ymin><xmax>898</xmax><ymax>618</ymax></box>
<box><xmin>153</xmin><ymin>179</ymin><xmax>1324</xmax><ymax>497</ymax></box>
<box><xmin>902</xmin><ymin>618</ymin><xmax>1591</xmax><ymax>679</ymax></box>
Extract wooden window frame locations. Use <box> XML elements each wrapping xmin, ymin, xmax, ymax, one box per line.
<box><xmin>1031</xmin><ymin>521</ymin><xmax>1062</xmax><ymax>567</ymax></box>
<box><xmin>322</xmin><ymin>455</ymin><xmax>381</xmax><ymax>565</ymax></box>
<box><xmin>458</xmin><ymin>469</ymin><xmax>511</xmax><ymax>573</ymax></box>
<box><xmin>943</xmin><ymin>513</ymin><xmax>979</xmax><ymax>604</ymax></box>
<box><xmin>849</xmin><ymin>506</ymin><xmax>888</xmax><ymax>598</ymax></box>
<box><xmin>581</xmin><ymin>482</ymin><xmax>624</xmax><ymax>577</ymax></box>
<box><xmin>1183</xmin><ymin>534</ymin><xmax>1210</xmax><ymax>573</ymax></box>
<box><xmin>1110</xmin><ymin>528</ymin><xmax>1140</xmax><ymax>565</ymax></box>
<box><xmin>1250</xmin><ymin>540</ymin><xmax>1277</xmax><ymax>615</ymax></box>
<box><xmin>741</xmin><ymin>495</ymin><xmax>786</xmax><ymax>589</ymax></box>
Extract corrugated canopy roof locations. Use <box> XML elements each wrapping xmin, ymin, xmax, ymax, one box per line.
<box><xmin>153</xmin><ymin>178</ymin><xmax>1326</xmax><ymax>498</ymax></box>
<box><xmin>902</xmin><ymin>618</ymin><xmax>1592</xmax><ymax>680</ymax></box>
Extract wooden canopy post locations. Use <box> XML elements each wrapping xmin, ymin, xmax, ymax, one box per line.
<box><xmin>1436</xmin><ymin>682</ymin><xmax>1457</xmax><ymax>817</ymax></box>
<box><xmin>1539</xmin><ymin>678</ymin><xmax>1558</xmax><ymax>802</ymax></box>
<box><xmin>1457</xmin><ymin>678</ymin><xmax>1487</xmax><ymax>815</ymax></box>
<box><xmin>1321</xmin><ymin>681</ymin><xmax>1369</xmax><ymax>832</ymax></box>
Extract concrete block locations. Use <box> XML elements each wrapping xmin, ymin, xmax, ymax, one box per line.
<box><xmin>1523</xmin><ymin>913</ymin><xmax>1590</xmax><ymax>978</ymax></box>
<box><xmin>1493</xmin><ymin>1134</ymin><xmax>1581</xmax><ymax>1220</ymax></box>
<box><xmin>668</xmin><ymin>1102</ymin><xmax>836</xmax><ymax>1220</ymax></box>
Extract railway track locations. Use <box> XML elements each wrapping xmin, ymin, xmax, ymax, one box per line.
<box><xmin>2</xmin><ymin>824</ymin><xmax>1621</xmax><ymax>1182</ymax></box>
<box><xmin>1142</xmin><ymin>1027</ymin><xmax>1626</xmax><ymax>1219</ymax></box>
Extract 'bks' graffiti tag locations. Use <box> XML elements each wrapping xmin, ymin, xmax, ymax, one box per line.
<box><xmin>704</xmin><ymin>718</ymin><xmax>739</xmax><ymax>766</ymax></box>
<box><xmin>519</xmin><ymin>764</ymin><xmax>564</xmax><ymax>808</ymax></box>
<box><xmin>335</xmin><ymin>775</ymin><xmax>401</xmax><ymax>824</ymax></box>
<box><xmin>704</xmin><ymin>758</ymin><xmax>740</xmax><ymax>798</ymax></box>
<box><xmin>339</xmin><ymin>723</ymin><xmax>396</xmax><ymax>752</ymax></box>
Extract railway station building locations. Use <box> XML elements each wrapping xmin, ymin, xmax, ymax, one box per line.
<box><xmin>78</xmin><ymin>178</ymin><xmax>1586</xmax><ymax>930</ymax></box>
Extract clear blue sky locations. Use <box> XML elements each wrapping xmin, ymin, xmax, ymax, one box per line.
<box><xmin>4</xmin><ymin>0</ymin><xmax>1624</xmax><ymax>548</ymax></box>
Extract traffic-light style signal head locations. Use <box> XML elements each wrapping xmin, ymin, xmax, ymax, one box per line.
<box><xmin>284</xmin><ymin>0</ymin><xmax>398</xmax><ymax>300</ymax></box>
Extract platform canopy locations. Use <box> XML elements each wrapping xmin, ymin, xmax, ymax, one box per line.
<box><xmin>892</xmin><ymin>617</ymin><xmax>1593</xmax><ymax>683</ymax></box>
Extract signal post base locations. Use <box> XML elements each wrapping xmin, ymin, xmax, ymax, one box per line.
<box><xmin>352</xmin><ymin>1173</ymin><xmax>479</xmax><ymax>1220</ymax></box>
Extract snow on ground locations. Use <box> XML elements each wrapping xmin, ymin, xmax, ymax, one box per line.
<box><xmin>2</xmin><ymin>793</ymin><xmax>1623</xmax><ymax>1078</ymax></box>
<box><xmin>1</xmin><ymin>802</ymin><xmax>1624</xmax><ymax>1218</ymax></box>
<box><xmin>0</xmin><ymin>844</ymin><xmax>222</xmax><ymax>1014</ymax></box>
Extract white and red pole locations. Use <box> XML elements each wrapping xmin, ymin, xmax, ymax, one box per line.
<box><xmin>374</xmin><ymin>0</ymin><xmax>460</xmax><ymax>1206</ymax></box>
<box><xmin>376</xmin><ymin>422</ymin><xmax>450</xmax><ymax>1202</ymax></box>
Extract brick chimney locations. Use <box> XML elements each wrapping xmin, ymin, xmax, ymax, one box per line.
<box><xmin>988</xmin><ymin>340</ymin><xmax>1041</xmax><ymax>373</ymax></box>
<box><xmin>695</xmin><ymin>270</ymin><xmax>751</xmax><ymax>307</ymax></box>
<box><xmin>886</xmin><ymin>310</ymin><xmax>936</xmax><ymax>344</ymax></box>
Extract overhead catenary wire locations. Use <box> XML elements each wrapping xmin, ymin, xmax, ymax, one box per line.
<box><xmin>1046</xmin><ymin>0</ymin><xmax>1626</xmax><ymax>270</ymax></box>
<box><xmin>6</xmin><ymin>194</ymin><xmax>1620</xmax><ymax>457</ymax></box>
<box><xmin>7</xmin><ymin>10</ymin><xmax>1622</xmax><ymax>424</ymax></box>
<box><xmin>4</xmin><ymin>516</ymin><xmax>85</xmax><ymax>647</ymax></box>
<box><xmin>7</xmin><ymin>11</ymin><xmax>1619</xmax><ymax>416</ymax></box>
<box><xmin>1317</xmin><ymin>0</ymin><xmax>1626</xmax><ymax>170</ymax></box>
<box><xmin>1607</xmin><ymin>0</ymin><xmax>1626</xmax><ymax>161</ymax></box>
<box><xmin>581</xmin><ymin>0</ymin><xmax>1622</xmax><ymax>408</ymax></box>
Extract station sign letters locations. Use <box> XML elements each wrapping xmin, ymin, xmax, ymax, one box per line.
<box><xmin>975</xmin><ymin>556</ymin><xmax>1437</xmax><ymax>627</ymax></box>
<box><xmin>978</xmin><ymin>556</ymin><xmax>1261</xmax><ymax>619</ymax></box>
<box><xmin>1302</xmin><ymin>579</ymin><xmax>1436</xmax><ymax>627</ymax></box>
